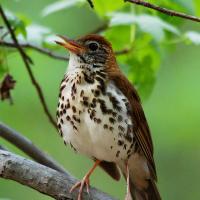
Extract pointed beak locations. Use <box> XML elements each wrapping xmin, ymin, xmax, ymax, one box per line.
<box><xmin>55</xmin><ymin>35</ymin><xmax>84</xmax><ymax>54</ymax></box>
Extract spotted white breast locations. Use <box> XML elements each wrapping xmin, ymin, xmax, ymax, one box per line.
<box><xmin>57</xmin><ymin>55</ymin><xmax>135</xmax><ymax>163</ymax></box>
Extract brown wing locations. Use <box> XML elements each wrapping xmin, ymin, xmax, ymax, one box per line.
<box><xmin>108</xmin><ymin>70</ymin><xmax>157</xmax><ymax>180</ymax></box>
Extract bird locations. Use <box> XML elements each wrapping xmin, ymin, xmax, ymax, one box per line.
<box><xmin>55</xmin><ymin>34</ymin><xmax>161</xmax><ymax>200</ymax></box>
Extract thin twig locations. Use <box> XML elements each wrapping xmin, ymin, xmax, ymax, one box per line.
<box><xmin>0</xmin><ymin>40</ymin><xmax>69</xmax><ymax>61</ymax></box>
<box><xmin>115</xmin><ymin>47</ymin><xmax>133</xmax><ymax>55</ymax></box>
<box><xmin>0</xmin><ymin>150</ymin><xmax>116</xmax><ymax>200</ymax></box>
<box><xmin>0</xmin><ymin>5</ymin><xmax>57</xmax><ymax>129</ymax></box>
<box><xmin>1</xmin><ymin>26</ymin><xmax>17</xmax><ymax>40</ymax></box>
<box><xmin>125</xmin><ymin>0</ymin><xmax>200</xmax><ymax>23</ymax></box>
<box><xmin>87</xmin><ymin>0</ymin><xmax>94</xmax><ymax>8</ymax></box>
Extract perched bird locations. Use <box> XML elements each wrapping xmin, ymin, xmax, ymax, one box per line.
<box><xmin>56</xmin><ymin>34</ymin><xmax>161</xmax><ymax>200</ymax></box>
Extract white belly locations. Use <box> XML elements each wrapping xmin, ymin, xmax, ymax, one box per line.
<box><xmin>57</xmin><ymin>71</ymin><xmax>134</xmax><ymax>163</ymax></box>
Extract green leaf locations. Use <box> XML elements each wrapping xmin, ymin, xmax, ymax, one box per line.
<box><xmin>109</xmin><ymin>12</ymin><xmax>180</xmax><ymax>41</ymax></box>
<box><xmin>4</xmin><ymin>10</ymin><xmax>28</xmax><ymax>39</ymax></box>
<box><xmin>117</xmin><ymin>34</ymin><xmax>160</xmax><ymax>100</ymax></box>
<box><xmin>94</xmin><ymin>0</ymin><xmax>124</xmax><ymax>16</ymax></box>
<box><xmin>104</xmin><ymin>26</ymin><xmax>132</xmax><ymax>51</ymax></box>
<box><xmin>42</xmin><ymin>0</ymin><xmax>83</xmax><ymax>17</ymax></box>
<box><xmin>185</xmin><ymin>31</ymin><xmax>200</xmax><ymax>45</ymax></box>
<box><xmin>17</xmin><ymin>24</ymin><xmax>52</xmax><ymax>45</ymax></box>
<box><xmin>14</xmin><ymin>19</ymin><xmax>27</xmax><ymax>38</ymax></box>
<box><xmin>194</xmin><ymin>0</ymin><xmax>200</xmax><ymax>16</ymax></box>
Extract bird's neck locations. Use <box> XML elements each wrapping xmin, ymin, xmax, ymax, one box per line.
<box><xmin>66</xmin><ymin>53</ymin><xmax>106</xmax><ymax>80</ymax></box>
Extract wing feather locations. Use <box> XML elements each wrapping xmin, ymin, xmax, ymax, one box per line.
<box><xmin>108</xmin><ymin>71</ymin><xmax>157</xmax><ymax>179</ymax></box>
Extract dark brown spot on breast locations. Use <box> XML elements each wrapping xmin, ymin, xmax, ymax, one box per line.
<box><xmin>95</xmin><ymin>76</ymin><xmax>105</xmax><ymax>93</ymax></box>
<box><xmin>66</xmin><ymin>115</ymin><xmax>70</xmax><ymax>121</ymax></box>
<box><xmin>60</xmin><ymin>84</ymin><xmax>66</xmax><ymax>91</ymax></box>
<box><xmin>118</xmin><ymin>115</ymin><xmax>123</xmax><ymax>122</ymax></box>
<box><xmin>96</xmin><ymin>118</ymin><xmax>101</xmax><ymax>124</ymax></box>
<box><xmin>83</xmin><ymin>96</ymin><xmax>88</xmax><ymax>101</ymax></box>
<box><xmin>109</xmin><ymin>117</ymin><xmax>116</xmax><ymax>124</ymax></box>
<box><xmin>118</xmin><ymin>125</ymin><xmax>125</xmax><ymax>132</ymax></box>
<box><xmin>82</xmin><ymin>100</ymin><xmax>89</xmax><ymax>107</ymax></box>
<box><xmin>94</xmin><ymin>90</ymin><xmax>100</xmax><ymax>97</ymax></box>
<box><xmin>70</xmin><ymin>142</ymin><xmax>77</xmax><ymax>152</ymax></box>
<box><xmin>66</xmin><ymin>102</ymin><xmax>70</xmax><ymax>109</ymax></box>
<box><xmin>118</xmin><ymin>140</ymin><xmax>124</xmax><ymax>146</ymax></box>
<box><xmin>72</xmin><ymin>106</ymin><xmax>76</xmax><ymax>113</ymax></box>
<box><xmin>108</xmin><ymin>94</ymin><xmax>121</xmax><ymax>111</ymax></box>
<box><xmin>104</xmin><ymin>124</ymin><xmax>108</xmax><ymax>129</ymax></box>
<box><xmin>116</xmin><ymin>151</ymin><xmax>120</xmax><ymax>157</ymax></box>
<box><xmin>109</xmin><ymin>126</ymin><xmax>114</xmax><ymax>132</ymax></box>
<box><xmin>83</xmin><ymin>72</ymin><xmax>94</xmax><ymax>84</ymax></box>
<box><xmin>56</xmin><ymin>110</ymin><xmax>60</xmax><ymax>117</ymax></box>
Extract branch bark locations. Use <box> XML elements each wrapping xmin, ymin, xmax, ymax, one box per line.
<box><xmin>0</xmin><ymin>5</ymin><xmax>57</xmax><ymax>129</ymax></box>
<box><xmin>0</xmin><ymin>122</ymin><xmax>66</xmax><ymax>174</ymax></box>
<box><xmin>125</xmin><ymin>0</ymin><xmax>200</xmax><ymax>23</ymax></box>
<box><xmin>0</xmin><ymin>150</ymin><xmax>116</xmax><ymax>200</ymax></box>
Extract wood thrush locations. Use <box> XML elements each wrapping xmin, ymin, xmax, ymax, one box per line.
<box><xmin>56</xmin><ymin>34</ymin><xmax>161</xmax><ymax>200</ymax></box>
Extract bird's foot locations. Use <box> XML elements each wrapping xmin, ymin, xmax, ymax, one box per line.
<box><xmin>70</xmin><ymin>160</ymin><xmax>101</xmax><ymax>200</ymax></box>
<box><xmin>70</xmin><ymin>175</ymin><xmax>90</xmax><ymax>200</ymax></box>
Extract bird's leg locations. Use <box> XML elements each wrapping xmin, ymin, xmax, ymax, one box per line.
<box><xmin>125</xmin><ymin>162</ymin><xmax>133</xmax><ymax>200</ymax></box>
<box><xmin>70</xmin><ymin>160</ymin><xmax>101</xmax><ymax>200</ymax></box>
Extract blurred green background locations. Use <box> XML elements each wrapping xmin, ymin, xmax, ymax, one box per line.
<box><xmin>0</xmin><ymin>0</ymin><xmax>200</xmax><ymax>200</ymax></box>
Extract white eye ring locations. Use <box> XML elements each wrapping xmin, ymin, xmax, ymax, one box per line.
<box><xmin>87</xmin><ymin>41</ymin><xmax>99</xmax><ymax>51</ymax></box>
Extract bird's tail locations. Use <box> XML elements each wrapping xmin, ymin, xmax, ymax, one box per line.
<box><xmin>130</xmin><ymin>179</ymin><xmax>161</xmax><ymax>200</ymax></box>
<box><xmin>119</xmin><ymin>153</ymin><xmax>161</xmax><ymax>200</ymax></box>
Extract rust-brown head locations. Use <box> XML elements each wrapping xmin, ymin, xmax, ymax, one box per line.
<box><xmin>56</xmin><ymin>34</ymin><xmax>118</xmax><ymax>71</ymax></box>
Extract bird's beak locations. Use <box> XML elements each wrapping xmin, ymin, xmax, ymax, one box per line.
<box><xmin>55</xmin><ymin>35</ymin><xmax>84</xmax><ymax>54</ymax></box>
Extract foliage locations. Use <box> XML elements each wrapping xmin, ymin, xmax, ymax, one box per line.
<box><xmin>1</xmin><ymin>1</ymin><xmax>200</xmax><ymax>200</ymax></box>
<box><xmin>0</xmin><ymin>0</ymin><xmax>200</xmax><ymax>99</ymax></box>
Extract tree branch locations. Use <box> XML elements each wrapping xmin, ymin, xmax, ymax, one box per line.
<box><xmin>0</xmin><ymin>144</ymin><xmax>7</xmax><ymax>151</ymax></box>
<box><xmin>0</xmin><ymin>122</ymin><xmax>66</xmax><ymax>174</ymax></box>
<box><xmin>0</xmin><ymin>41</ymin><xmax>69</xmax><ymax>61</ymax></box>
<box><xmin>125</xmin><ymin>0</ymin><xmax>200</xmax><ymax>23</ymax></box>
<box><xmin>0</xmin><ymin>40</ymin><xmax>131</xmax><ymax>59</ymax></box>
<box><xmin>87</xmin><ymin>0</ymin><xmax>94</xmax><ymax>9</ymax></box>
<box><xmin>0</xmin><ymin>150</ymin><xmax>116</xmax><ymax>200</ymax></box>
<box><xmin>0</xmin><ymin>5</ymin><xmax>57</xmax><ymax>129</ymax></box>
<box><xmin>115</xmin><ymin>47</ymin><xmax>133</xmax><ymax>56</ymax></box>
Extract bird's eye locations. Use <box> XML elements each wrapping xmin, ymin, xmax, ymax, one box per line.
<box><xmin>88</xmin><ymin>42</ymin><xmax>99</xmax><ymax>51</ymax></box>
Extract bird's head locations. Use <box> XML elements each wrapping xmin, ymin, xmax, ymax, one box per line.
<box><xmin>56</xmin><ymin>34</ymin><xmax>118</xmax><ymax>71</ymax></box>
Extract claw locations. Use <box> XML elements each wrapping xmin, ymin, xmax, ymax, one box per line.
<box><xmin>70</xmin><ymin>175</ymin><xmax>90</xmax><ymax>200</ymax></box>
<box><xmin>69</xmin><ymin>160</ymin><xmax>101</xmax><ymax>200</ymax></box>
